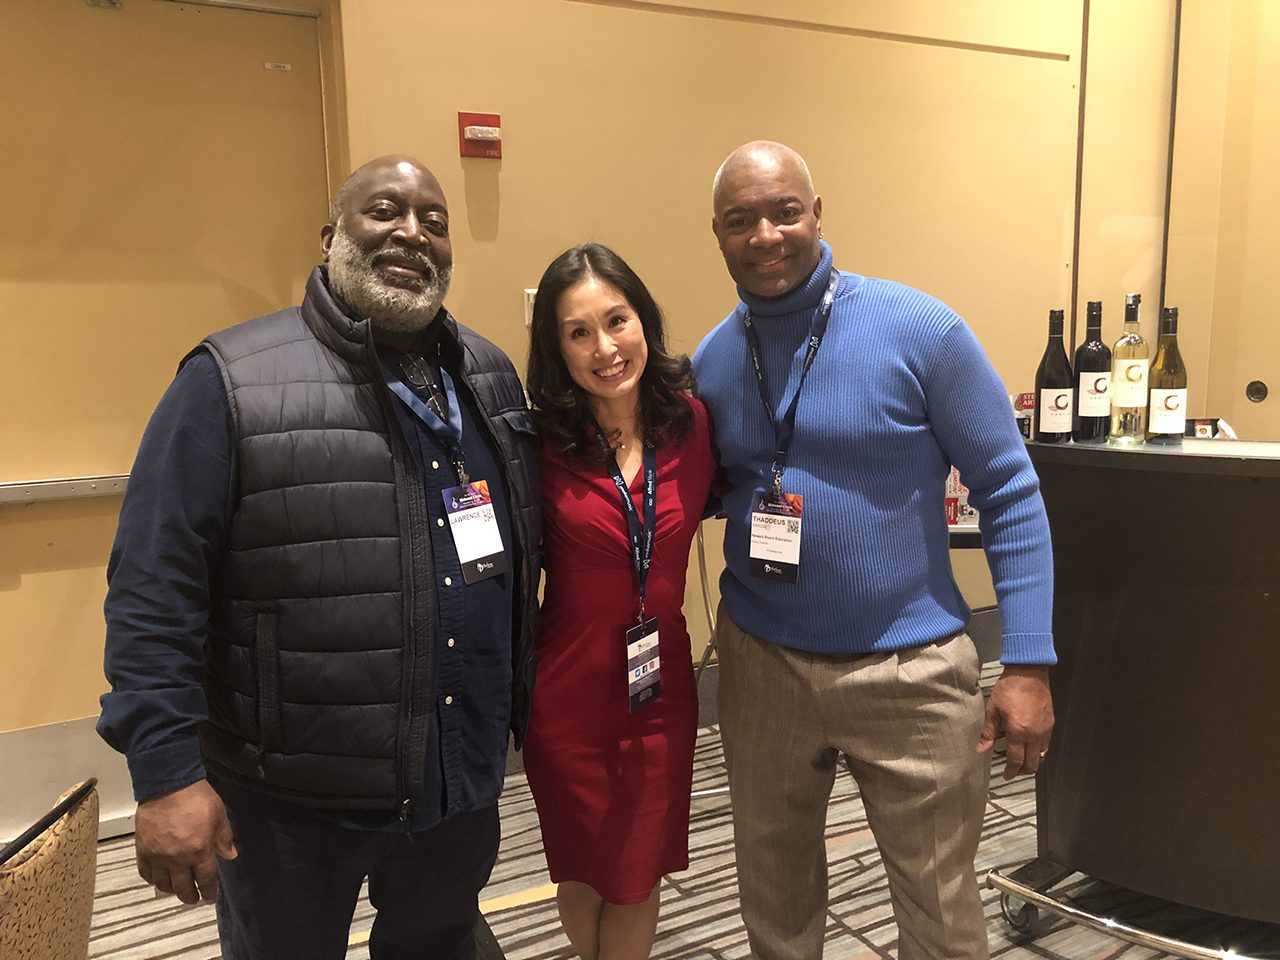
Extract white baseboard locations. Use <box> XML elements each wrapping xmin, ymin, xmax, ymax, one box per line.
<box><xmin>0</xmin><ymin>716</ymin><xmax>135</xmax><ymax>842</ymax></box>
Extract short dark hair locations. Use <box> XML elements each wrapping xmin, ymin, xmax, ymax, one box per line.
<box><xmin>527</xmin><ymin>243</ymin><xmax>694</xmax><ymax>463</ymax></box>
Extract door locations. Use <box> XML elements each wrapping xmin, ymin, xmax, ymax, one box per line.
<box><xmin>0</xmin><ymin>0</ymin><xmax>329</xmax><ymax>832</ymax></box>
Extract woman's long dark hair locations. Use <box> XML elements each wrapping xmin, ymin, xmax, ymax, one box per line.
<box><xmin>527</xmin><ymin>243</ymin><xmax>694</xmax><ymax>464</ymax></box>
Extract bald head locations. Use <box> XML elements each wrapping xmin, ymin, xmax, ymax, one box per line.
<box><xmin>710</xmin><ymin>141</ymin><xmax>823</xmax><ymax>299</ymax></box>
<box><xmin>329</xmin><ymin>154</ymin><xmax>442</xmax><ymax>225</ymax></box>
<box><xmin>320</xmin><ymin>154</ymin><xmax>453</xmax><ymax>337</ymax></box>
<box><xmin>712</xmin><ymin>141</ymin><xmax>815</xmax><ymax>212</ymax></box>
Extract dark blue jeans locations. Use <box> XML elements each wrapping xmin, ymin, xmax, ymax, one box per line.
<box><xmin>214</xmin><ymin>794</ymin><xmax>501</xmax><ymax>960</ymax></box>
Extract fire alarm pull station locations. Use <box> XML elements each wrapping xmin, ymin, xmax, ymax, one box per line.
<box><xmin>459</xmin><ymin>112</ymin><xmax>502</xmax><ymax>159</ymax></box>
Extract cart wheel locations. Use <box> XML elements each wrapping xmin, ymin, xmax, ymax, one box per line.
<box><xmin>1000</xmin><ymin>892</ymin><xmax>1040</xmax><ymax>936</ymax></box>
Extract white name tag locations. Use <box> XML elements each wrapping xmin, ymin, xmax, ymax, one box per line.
<box><xmin>749</xmin><ymin>489</ymin><xmax>803</xmax><ymax>583</ymax></box>
<box><xmin>442</xmin><ymin>480</ymin><xmax>507</xmax><ymax>584</ymax></box>
<box><xmin>625</xmin><ymin>617</ymin><xmax>661</xmax><ymax>713</ymax></box>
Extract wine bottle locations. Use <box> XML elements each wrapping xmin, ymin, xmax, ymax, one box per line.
<box><xmin>1034</xmin><ymin>308</ymin><xmax>1073</xmax><ymax>444</ymax></box>
<box><xmin>1108</xmin><ymin>293</ymin><xmax>1149</xmax><ymax>445</ymax></box>
<box><xmin>1073</xmin><ymin>300</ymin><xmax>1112</xmax><ymax>443</ymax></box>
<box><xmin>1147</xmin><ymin>307</ymin><xmax>1187</xmax><ymax>445</ymax></box>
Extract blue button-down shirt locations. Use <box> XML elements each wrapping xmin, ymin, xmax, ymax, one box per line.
<box><xmin>99</xmin><ymin>328</ymin><xmax>514</xmax><ymax>832</ymax></box>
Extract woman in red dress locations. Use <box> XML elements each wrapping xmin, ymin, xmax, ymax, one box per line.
<box><xmin>524</xmin><ymin>244</ymin><xmax>716</xmax><ymax>960</ymax></box>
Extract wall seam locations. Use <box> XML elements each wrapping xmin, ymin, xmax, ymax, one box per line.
<box><xmin>563</xmin><ymin>0</ymin><xmax>1071</xmax><ymax>61</ymax></box>
<box><xmin>1068</xmin><ymin>0</ymin><xmax>1091</xmax><ymax>350</ymax></box>
<box><xmin>156</xmin><ymin>0</ymin><xmax>318</xmax><ymax>18</ymax></box>
<box><xmin>1158</xmin><ymin>0</ymin><xmax>1184</xmax><ymax>314</ymax></box>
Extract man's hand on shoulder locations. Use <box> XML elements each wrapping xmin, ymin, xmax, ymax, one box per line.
<box><xmin>976</xmin><ymin>665</ymin><xmax>1054</xmax><ymax>781</ymax></box>
<box><xmin>134</xmin><ymin>779</ymin><xmax>237</xmax><ymax>904</ymax></box>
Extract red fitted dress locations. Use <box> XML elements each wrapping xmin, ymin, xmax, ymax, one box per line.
<box><xmin>523</xmin><ymin>396</ymin><xmax>716</xmax><ymax>904</ymax></box>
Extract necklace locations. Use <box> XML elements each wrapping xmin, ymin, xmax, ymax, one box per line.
<box><xmin>595</xmin><ymin>413</ymin><xmax>642</xmax><ymax>454</ymax></box>
<box><xmin>615</xmin><ymin>429</ymin><xmax>643</xmax><ymax>451</ymax></box>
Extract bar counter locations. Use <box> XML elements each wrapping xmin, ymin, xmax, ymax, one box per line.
<box><xmin>1027</xmin><ymin>438</ymin><xmax>1280</xmax><ymax>925</ymax></box>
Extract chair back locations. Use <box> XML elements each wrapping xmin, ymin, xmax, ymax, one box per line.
<box><xmin>0</xmin><ymin>779</ymin><xmax>99</xmax><ymax>960</ymax></box>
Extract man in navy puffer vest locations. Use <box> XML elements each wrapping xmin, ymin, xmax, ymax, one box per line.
<box><xmin>99</xmin><ymin>155</ymin><xmax>540</xmax><ymax>959</ymax></box>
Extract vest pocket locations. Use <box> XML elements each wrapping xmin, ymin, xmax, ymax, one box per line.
<box><xmin>254</xmin><ymin>612</ymin><xmax>282</xmax><ymax>754</ymax></box>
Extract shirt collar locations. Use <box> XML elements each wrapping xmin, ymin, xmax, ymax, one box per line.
<box><xmin>310</xmin><ymin>264</ymin><xmax>457</xmax><ymax>358</ymax></box>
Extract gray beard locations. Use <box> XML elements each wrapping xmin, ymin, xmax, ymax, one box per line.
<box><xmin>327</xmin><ymin>226</ymin><xmax>452</xmax><ymax>334</ymax></box>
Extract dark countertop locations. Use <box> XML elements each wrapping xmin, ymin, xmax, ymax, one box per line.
<box><xmin>1029</xmin><ymin>433</ymin><xmax>1280</xmax><ymax>923</ymax></box>
<box><xmin>1026</xmin><ymin>437</ymin><xmax>1280</xmax><ymax>478</ymax></box>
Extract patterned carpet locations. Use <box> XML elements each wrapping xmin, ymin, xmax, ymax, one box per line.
<box><xmin>88</xmin><ymin>664</ymin><xmax>1280</xmax><ymax>959</ymax></box>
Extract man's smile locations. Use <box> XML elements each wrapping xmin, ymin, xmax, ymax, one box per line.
<box><xmin>374</xmin><ymin>252</ymin><xmax>433</xmax><ymax>282</ymax></box>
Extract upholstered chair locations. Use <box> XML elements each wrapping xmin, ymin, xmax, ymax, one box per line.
<box><xmin>0</xmin><ymin>779</ymin><xmax>99</xmax><ymax>960</ymax></box>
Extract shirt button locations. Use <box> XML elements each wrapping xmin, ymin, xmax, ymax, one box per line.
<box><xmin>447</xmin><ymin>637</ymin><xmax>456</xmax><ymax>648</ymax></box>
<box><xmin>444</xmin><ymin>576</ymin><xmax>453</xmax><ymax>586</ymax></box>
<box><xmin>444</xmin><ymin>695</ymin><xmax>453</xmax><ymax>705</ymax></box>
<box><xmin>432</xmin><ymin>459</ymin><xmax>440</xmax><ymax>470</ymax></box>
<box><xmin>436</xmin><ymin>518</ymin><xmax>445</xmax><ymax>527</ymax></box>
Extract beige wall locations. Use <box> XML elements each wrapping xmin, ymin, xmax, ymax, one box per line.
<box><xmin>1168</xmin><ymin>0</ymin><xmax>1280</xmax><ymax>438</ymax></box>
<box><xmin>338</xmin><ymin>1</ymin><xmax>1083</xmax><ymax>379</ymax></box>
<box><xmin>1075</xmin><ymin>2</ymin><xmax>1177</xmax><ymax>362</ymax></box>
<box><xmin>0</xmin><ymin>0</ymin><xmax>329</xmax><ymax>732</ymax></box>
<box><xmin>2</xmin><ymin>1</ymin><xmax>1190</xmax><ymax>734</ymax></box>
<box><xmin>335</xmin><ymin>0</ymin><xmax>1174</xmax><ymax>641</ymax></box>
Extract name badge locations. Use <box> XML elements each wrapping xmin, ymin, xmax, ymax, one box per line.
<box><xmin>625</xmin><ymin>617</ymin><xmax>661</xmax><ymax>713</ymax></box>
<box><xmin>441</xmin><ymin>480</ymin><xmax>507</xmax><ymax>584</ymax></box>
<box><xmin>749</xmin><ymin>489</ymin><xmax>803</xmax><ymax>583</ymax></box>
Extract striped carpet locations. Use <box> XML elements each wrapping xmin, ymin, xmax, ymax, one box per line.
<box><xmin>88</xmin><ymin>664</ymin><xmax>1280</xmax><ymax>959</ymax></box>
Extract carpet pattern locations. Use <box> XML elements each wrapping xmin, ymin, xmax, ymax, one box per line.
<box><xmin>88</xmin><ymin>665</ymin><xmax>1280</xmax><ymax>959</ymax></box>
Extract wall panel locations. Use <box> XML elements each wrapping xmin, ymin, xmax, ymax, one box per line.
<box><xmin>1074</xmin><ymin>2</ymin><xmax>1178</xmax><ymax>394</ymax></box>
<box><xmin>0</xmin><ymin>0</ymin><xmax>329</xmax><ymax>732</ymax></box>
<box><xmin>338</xmin><ymin>0</ymin><xmax>1089</xmax><ymax>635</ymax></box>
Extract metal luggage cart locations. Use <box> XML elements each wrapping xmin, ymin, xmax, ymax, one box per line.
<box><xmin>986</xmin><ymin>861</ymin><xmax>1270</xmax><ymax>960</ymax></box>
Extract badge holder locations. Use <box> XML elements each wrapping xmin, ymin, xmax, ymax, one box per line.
<box><xmin>442</xmin><ymin>477</ymin><xmax>508</xmax><ymax>584</ymax></box>
<box><xmin>387</xmin><ymin>363</ymin><xmax>507</xmax><ymax>585</ymax></box>
<box><xmin>749</xmin><ymin>485</ymin><xmax>803</xmax><ymax>582</ymax></box>
<box><xmin>603</xmin><ymin>436</ymin><xmax>662</xmax><ymax>713</ymax></box>
<box><xmin>739</xmin><ymin>270</ymin><xmax>836</xmax><ymax>586</ymax></box>
<box><xmin>626</xmin><ymin>609</ymin><xmax>661</xmax><ymax>713</ymax></box>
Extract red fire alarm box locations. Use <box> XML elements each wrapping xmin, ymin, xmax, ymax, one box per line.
<box><xmin>458</xmin><ymin>111</ymin><xmax>501</xmax><ymax>159</ymax></box>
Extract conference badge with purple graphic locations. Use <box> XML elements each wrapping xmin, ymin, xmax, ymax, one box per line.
<box><xmin>748</xmin><ymin>488</ymin><xmax>803</xmax><ymax>583</ymax></box>
<box><xmin>442</xmin><ymin>480</ymin><xmax>507</xmax><ymax>584</ymax></box>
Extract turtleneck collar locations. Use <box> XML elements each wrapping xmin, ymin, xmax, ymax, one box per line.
<box><xmin>738</xmin><ymin>241</ymin><xmax>834</xmax><ymax>318</ymax></box>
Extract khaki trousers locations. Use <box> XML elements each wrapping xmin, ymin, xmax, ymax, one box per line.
<box><xmin>716</xmin><ymin>609</ymin><xmax>990</xmax><ymax>960</ymax></box>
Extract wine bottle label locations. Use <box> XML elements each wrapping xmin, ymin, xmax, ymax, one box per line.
<box><xmin>1038</xmin><ymin>388</ymin><xmax>1073</xmax><ymax>432</ymax></box>
<box><xmin>1149</xmin><ymin>388</ymin><xmax>1188</xmax><ymax>433</ymax></box>
<box><xmin>1078</xmin><ymin>372</ymin><xmax>1111</xmax><ymax>416</ymax></box>
<box><xmin>1112</xmin><ymin>359</ymin><xmax>1149</xmax><ymax>406</ymax></box>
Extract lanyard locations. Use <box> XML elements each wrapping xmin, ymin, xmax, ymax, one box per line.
<box><xmin>741</xmin><ymin>270</ymin><xmax>840</xmax><ymax>497</ymax></box>
<box><xmin>603</xmin><ymin>442</ymin><xmax>658</xmax><ymax>623</ymax></box>
<box><xmin>387</xmin><ymin>365</ymin><xmax>469</xmax><ymax>485</ymax></box>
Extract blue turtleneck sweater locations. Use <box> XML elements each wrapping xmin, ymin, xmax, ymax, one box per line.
<box><xmin>693</xmin><ymin>243</ymin><xmax>1055</xmax><ymax>664</ymax></box>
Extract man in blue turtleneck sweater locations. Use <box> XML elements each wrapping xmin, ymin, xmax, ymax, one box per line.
<box><xmin>693</xmin><ymin>141</ymin><xmax>1056</xmax><ymax>960</ymax></box>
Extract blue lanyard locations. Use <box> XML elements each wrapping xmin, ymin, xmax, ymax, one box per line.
<box><xmin>386</xmin><ymin>366</ymin><xmax>469</xmax><ymax>484</ymax></box>
<box><xmin>603</xmin><ymin>442</ymin><xmax>658</xmax><ymax>623</ymax></box>
<box><xmin>741</xmin><ymin>271</ymin><xmax>840</xmax><ymax>496</ymax></box>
